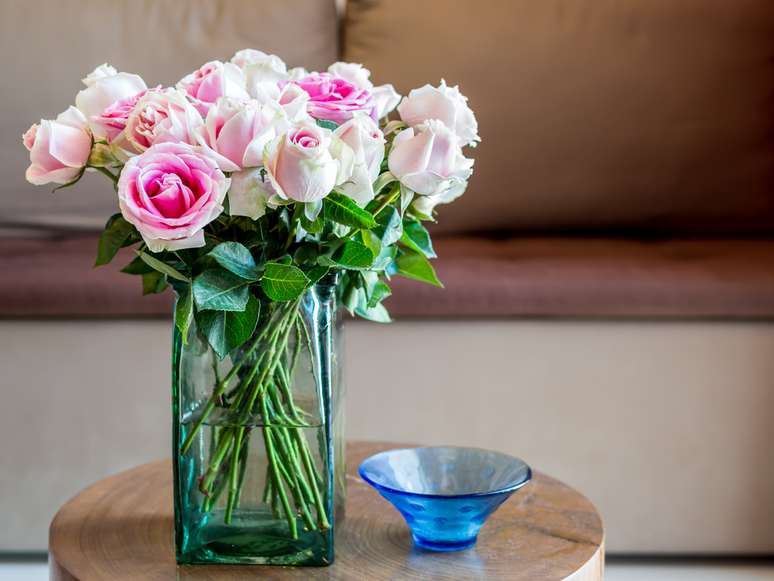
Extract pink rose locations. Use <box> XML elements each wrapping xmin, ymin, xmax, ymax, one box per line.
<box><xmin>23</xmin><ymin>107</ymin><xmax>92</xmax><ymax>185</ymax></box>
<box><xmin>117</xmin><ymin>142</ymin><xmax>229</xmax><ymax>252</ymax></box>
<box><xmin>177</xmin><ymin>61</ymin><xmax>249</xmax><ymax>116</ymax></box>
<box><xmin>289</xmin><ymin>72</ymin><xmax>375</xmax><ymax>124</ymax></box>
<box><xmin>91</xmin><ymin>87</ymin><xmax>157</xmax><ymax>143</ymax></box>
<box><xmin>197</xmin><ymin>98</ymin><xmax>281</xmax><ymax>172</ymax></box>
<box><xmin>264</xmin><ymin>124</ymin><xmax>339</xmax><ymax>203</ymax></box>
<box><xmin>75</xmin><ymin>64</ymin><xmax>147</xmax><ymax>140</ymax></box>
<box><xmin>124</xmin><ymin>89</ymin><xmax>203</xmax><ymax>153</ymax></box>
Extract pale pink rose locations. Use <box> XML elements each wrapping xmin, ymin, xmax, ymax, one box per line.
<box><xmin>334</xmin><ymin>114</ymin><xmax>385</xmax><ymax>206</ymax></box>
<box><xmin>177</xmin><ymin>61</ymin><xmax>249</xmax><ymax>116</ymax></box>
<box><xmin>23</xmin><ymin>107</ymin><xmax>92</xmax><ymax>185</ymax></box>
<box><xmin>123</xmin><ymin>89</ymin><xmax>203</xmax><ymax>153</ymax></box>
<box><xmin>397</xmin><ymin>80</ymin><xmax>480</xmax><ymax>146</ymax></box>
<box><xmin>327</xmin><ymin>62</ymin><xmax>401</xmax><ymax>118</ymax></box>
<box><xmin>117</xmin><ymin>142</ymin><xmax>229</xmax><ymax>252</ymax></box>
<box><xmin>264</xmin><ymin>124</ymin><xmax>339</xmax><ymax>203</ymax></box>
<box><xmin>197</xmin><ymin>98</ymin><xmax>281</xmax><ymax>172</ymax></box>
<box><xmin>289</xmin><ymin>72</ymin><xmax>375</xmax><ymax>124</ymax></box>
<box><xmin>75</xmin><ymin>64</ymin><xmax>147</xmax><ymax>140</ymax></box>
<box><xmin>388</xmin><ymin>119</ymin><xmax>473</xmax><ymax>197</ymax></box>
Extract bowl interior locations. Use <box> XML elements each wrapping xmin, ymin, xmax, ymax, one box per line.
<box><xmin>359</xmin><ymin>446</ymin><xmax>531</xmax><ymax>497</ymax></box>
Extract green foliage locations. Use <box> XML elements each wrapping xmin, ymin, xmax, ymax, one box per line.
<box><xmin>320</xmin><ymin>240</ymin><xmax>374</xmax><ymax>270</ymax></box>
<box><xmin>261</xmin><ymin>262</ymin><xmax>310</xmax><ymax>301</ymax></box>
<box><xmin>137</xmin><ymin>250</ymin><xmax>190</xmax><ymax>282</ymax></box>
<box><xmin>196</xmin><ymin>294</ymin><xmax>260</xmax><ymax>359</ymax></box>
<box><xmin>315</xmin><ymin>119</ymin><xmax>339</xmax><ymax>131</ymax></box>
<box><xmin>208</xmin><ymin>242</ymin><xmax>259</xmax><ymax>280</ymax></box>
<box><xmin>193</xmin><ymin>268</ymin><xmax>250</xmax><ymax>311</ymax></box>
<box><xmin>389</xmin><ymin>248</ymin><xmax>443</xmax><ymax>287</ymax></box>
<box><xmin>400</xmin><ymin>218</ymin><xmax>436</xmax><ymax>258</ymax></box>
<box><xmin>323</xmin><ymin>192</ymin><xmax>377</xmax><ymax>229</ymax></box>
<box><xmin>142</xmin><ymin>271</ymin><xmax>168</xmax><ymax>295</ymax></box>
<box><xmin>173</xmin><ymin>282</ymin><xmax>194</xmax><ymax>342</ymax></box>
<box><xmin>101</xmin><ymin>170</ymin><xmax>449</xmax><ymax>327</ymax></box>
<box><xmin>95</xmin><ymin>214</ymin><xmax>138</xmax><ymax>266</ymax></box>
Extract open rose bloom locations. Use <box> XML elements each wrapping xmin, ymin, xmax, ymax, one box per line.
<box><xmin>21</xmin><ymin>50</ymin><xmax>480</xmax><ymax>567</ymax></box>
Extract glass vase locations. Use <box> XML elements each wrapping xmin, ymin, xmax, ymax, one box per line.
<box><xmin>172</xmin><ymin>276</ymin><xmax>344</xmax><ymax>566</ymax></box>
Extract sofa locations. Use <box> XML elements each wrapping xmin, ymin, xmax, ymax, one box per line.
<box><xmin>1</xmin><ymin>0</ymin><xmax>773</xmax><ymax>554</ymax></box>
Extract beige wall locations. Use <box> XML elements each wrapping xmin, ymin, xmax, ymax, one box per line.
<box><xmin>1</xmin><ymin>318</ymin><xmax>773</xmax><ymax>553</ymax></box>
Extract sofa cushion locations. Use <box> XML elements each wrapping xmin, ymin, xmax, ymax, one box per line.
<box><xmin>344</xmin><ymin>0</ymin><xmax>774</xmax><ymax>236</ymax></box>
<box><xmin>2</xmin><ymin>234</ymin><xmax>774</xmax><ymax>319</ymax></box>
<box><xmin>0</xmin><ymin>0</ymin><xmax>338</xmax><ymax>234</ymax></box>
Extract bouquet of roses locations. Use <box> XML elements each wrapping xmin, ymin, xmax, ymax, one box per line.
<box><xmin>23</xmin><ymin>50</ymin><xmax>478</xmax><ymax>551</ymax></box>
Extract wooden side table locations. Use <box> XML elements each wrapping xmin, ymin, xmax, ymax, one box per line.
<box><xmin>50</xmin><ymin>442</ymin><xmax>604</xmax><ymax>580</ymax></box>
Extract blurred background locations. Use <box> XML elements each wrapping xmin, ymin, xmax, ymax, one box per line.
<box><xmin>1</xmin><ymin>0</ymin><xmax>774</xmax><ymax>579</ymax></box>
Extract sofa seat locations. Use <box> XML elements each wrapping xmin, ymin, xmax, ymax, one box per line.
<box><xmin>2</xmin><ymin>234</ymin><xmax>774</xmax><ymax>319</ymax></box>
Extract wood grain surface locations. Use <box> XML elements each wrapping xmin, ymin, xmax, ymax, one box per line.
<box><xmin>50</xmin><ymin>442</ymin><xmax>604</xmax><ymax>580</ymax></box>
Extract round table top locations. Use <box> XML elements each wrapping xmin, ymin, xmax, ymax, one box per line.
<box><xmin>50</xmin><ymin>442</ymin><xmax>604</xmax><ymax>581</ymax></box>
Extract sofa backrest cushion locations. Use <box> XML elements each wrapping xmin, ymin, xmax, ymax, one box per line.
<box><xmin>344</xmin><ymin>0</ymin><xmax>774</xmax><ymax>235</ymax></box>
<box><xmin>1</xmin><ymin>0</ymin><xmax>338</xmax><ymax>234</ymax></box>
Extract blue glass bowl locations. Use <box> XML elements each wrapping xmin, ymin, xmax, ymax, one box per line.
<box><xmin>359</xmin><ymin>446</ymin><xmax>531</xmax><ymax>552</ymax></box>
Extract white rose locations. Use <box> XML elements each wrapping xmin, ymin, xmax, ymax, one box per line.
<box><xmin>232</xmin><ymin>49</ymin><xmax>290</xmax><ymax>98</ymax></box>
<box><xmin>228</xmin><ymin>168</ymin><xmax>279</xmax><ymax>220</ymax></box>
<box><xmin>263</xmin><ymin>124</ymin><xmax>340</xmax><ymax>203</ymax></box>
<box><xmin>388</xmin><ymin>119</ymin><xmax>473</xmax><ymax>198</ymax></box>
<box><xmin>371</xmin><ymin>84</ymin><xmax>401</xmax><ymax>119</ymax></box>
<box><xmin>328</xmin><ymin>61</ymin><xmax>401</xmax><ymax>119</ymax></box>
<box><xmin>75</xmin><ymin>65</ymin><xmax>147</xmax><ymax>140</ymax></box>
<box><xmin>397</xmin><ymin>79</ymin><xmax>480</xmax><ymax>146</ymax></box>
<box><xmin>251</xmin><ymin>82</ymin><xmax>311</xmax><ymax>126</ymax></box>
<box><xmin>81</xmin><ymin>63</ymin><xmax>118</xmax><ymax>86</ymax></box>
<box><xmin>334</xmin><ymin>114</ymin><xmax>385</xmax><ymax>206</ymax></box>
<box><xmin>328</xmin><ymin>62</ymin><xmax>372</xmax><ymax>89</ymax></box>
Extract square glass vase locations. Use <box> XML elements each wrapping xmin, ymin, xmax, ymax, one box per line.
<box><xmin>172</xmin><ymin>277</ymin><xmax>345</xmax><ymax>566</ymax></box>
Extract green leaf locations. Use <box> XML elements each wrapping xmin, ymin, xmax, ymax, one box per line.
<box><xmin>374</xmin><ymin>206</ymin><xmax>403</xmax><ymax>246</ymax></box>
<box><xmin>141</xmin><ymin>271</ymin><xmax>168</xmax><ymax>295</ymax></box>
<box><xmin>197</xmin><ymin>295</ymin><xmax>260</xmax><ymax>359</ymax></box>
<box><xmin>315</xmin><ymin>119</ymin><xmax>339</xmax><ymax>131</ymax></box>
<box><xmin>208</xmin><ymin>242</ymin><xmax>259</xmax><ymax>280</ymax></box>
<box><xmin>391</xmin><ymin>249</ymin><xmax>443</xmax><ymax>287</ymax></box>
<box><xmin>320</xmin><ymin>240</ymin><xmax>374</xmax><ymax>270</ymax></box>
<box><xmin>367</xmin><ymin>280</ymin><xmax>392</xmax><ymax>308</ymax></box>
<box><xmin>355</xmin><ymin>301</ymin><xmax>391</xmax><ymax>323</ymax></box>
<box><xmin>137</xmin><ymin>250</ymin><xmax>190</xmax><ymax>282</ymax></box>
<box><xmin>174</xmin><ymin>284</ymin><xmax>194</xmax><ymax>342</ymax></box>
<box><xmin>193</xmin><ymin>268</ymin><xmax>250</xmax><ymax>311</ymax></box>
<box><xmin>372</xmin><ymin>172</ymin><xmax>396</xmax><ymax>197</ymax></box>
<box><xmin>401</xmin><ymin>219</ymin><xmax>436</xmax><ymax>258</ymax></box>
<box><xmin>300</xmin><ymin>211</ymin><xmax>324</xmax><ymax>234</ymax></box>
<box><xmin>323</xmin><ymin>192</ymin><xmax>377</xmax><ymax>229</ymax></box>
<box><xmin>370</xmin><ymin>244</ymin><xmax>397</xmax><ymax>272</ymax></box>
<box><xmin>120</xmin><ymin>255</ymin><xmax>153</xmax><ymax>275</ymax></box>
<box><xmin>305</xmin><ymin>265</ymin><xmax>330</xmax><ymax>286</ymax></box>
<box><xmin>261</xmin><ymin>262</ymin><xmax>310</xmax><ymax>301</ymax></box>
<box><xmin>95</xmin><ymin>214</ymin><xmax>137</xmax><ymax>266</ymax></box>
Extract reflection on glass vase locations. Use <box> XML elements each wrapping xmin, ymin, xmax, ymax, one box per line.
<box><xmin>172</xmin><ymin>275</ymin><xmax>344</xmax><ymax>566</ymax></box>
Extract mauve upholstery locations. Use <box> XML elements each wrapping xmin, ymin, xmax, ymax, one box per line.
<box><xmin>0</xmin><ymin>0</ymin><xmax>338</xmax><ymax>232</ymax></box>
<box><xmin>344</xmin><ymin>0</ymin><xmax>774</xmax><ymax>235</ymax></box>
<box><xmin>3</xmin><ymin>235</ymin><xmax>774</xmax><ymax>318</ymax></box>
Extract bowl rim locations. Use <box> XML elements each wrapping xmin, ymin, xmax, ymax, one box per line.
<box><xmin>357</xmin><ymin>445</ymin><xmax>532</xmax><ymax>500</ymax></box>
